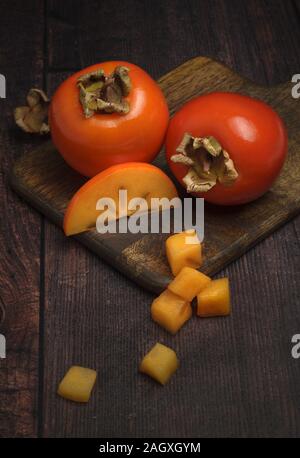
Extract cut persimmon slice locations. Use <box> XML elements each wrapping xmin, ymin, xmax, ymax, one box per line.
<box><xmin>63</xmin><ymin>162</ymin><xmax>178</xmax><ymax>235</ymax></box>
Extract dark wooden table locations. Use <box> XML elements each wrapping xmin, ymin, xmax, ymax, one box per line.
<box><xmin>1</xmin><ymin>0</ymin><xmax>300</xmax><ymax>438</ymax></box>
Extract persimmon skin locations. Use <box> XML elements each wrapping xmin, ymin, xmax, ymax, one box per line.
<box><xmin>49</xmin><ymin>61</ymin><xmax>169</xmax><ymax>177</ymax></box>
<box><xmin>166</xmin><ymin>92</ymin><xmax>288</xmax><ymax>205</ymax></box>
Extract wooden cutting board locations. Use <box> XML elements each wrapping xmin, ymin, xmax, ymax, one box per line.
<box><xmin>10</xmin><ymin>57</ymin><xmax>300</xmax><ymax>294</ymax></box>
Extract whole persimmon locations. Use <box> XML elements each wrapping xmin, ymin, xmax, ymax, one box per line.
<box><xmin>49</xmin><ymin>61</ymin><xmax>169</xmax><ymax>177</ymax></box>
<box><xmin>166</xmin><ymin>92</ymin><xmax>288</xmax><ymax>205</ymax></box>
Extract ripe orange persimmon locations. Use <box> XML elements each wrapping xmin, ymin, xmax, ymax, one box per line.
<box><xmin>49</xmin><ymin>61</ymin><xmax>169</xmax><ymax>177</ymax></box>
<box><xmin>166</xmin><ymin>92</ymin><xmax>287</xmax><ymax>205</ymax></box>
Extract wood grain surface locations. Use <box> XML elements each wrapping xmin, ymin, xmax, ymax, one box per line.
<box><xmin>10</xmin><ymin>57</ymin><xmax>300</xmax><ymax>293</ymax></box>
<box><xmin>0</xmin><ymin>1</ymin><xmax>46</xmax><ymax>437</ymax></box>
<box><xmin>1</xmin><ymin>0</ymin><xmax>300</xmax><ymax>438</ymax></box>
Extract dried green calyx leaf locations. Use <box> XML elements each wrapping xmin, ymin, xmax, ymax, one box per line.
<box><xmin>14</xmin><ymin>88</ymin><xmax>50</xmax><ymax>135</ymax></box>
<box><xmin>171</xmin><ymin>132</ymin><xmax>238</xmax><ymax>193</ymax></box>
<box><xmin>77</xmin><ymin>66</ymin><xmax>132</xmax><ymax>118</ymax></box>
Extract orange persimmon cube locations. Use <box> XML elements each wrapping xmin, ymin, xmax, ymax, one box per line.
<box><xmin>166</xmin><ymin>230</ymin><xmax>202</xmax><ymax>276</ymax></box>
<box><xmin>197</xmin><ymin>278</ymin><xmax>231</xmax><ymax>317</ymax></box>
<box><xmin>151</xmin><ymin>289</ymin><xmax>192</xmax><ymax>334</ymax></box>
<box><xmin>57</xmin><ymin>366</ymin><xmax>97</xmax><ymax>403</ymax></box>
<box><xmin>168</xmin><ymin>266</ymin><xmax>211</xmax><ymax>301</ymax></box>
<box><xmin>139</xmin><ymin>343</ymin><xmax>179</xmax><ymax>385</ymax></box>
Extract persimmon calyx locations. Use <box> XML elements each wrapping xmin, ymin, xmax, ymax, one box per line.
<box><xmin>171</xmin><ymin>132</ymin><xmax>238</xmax><ymax>193</ymax></box>
<box><xmin>77</xmin><ymin>66</ymin><xmax>131</xmax><ymax>118</ymax></box>
<box><xmin>14</xmin><ymin>88</ymin><xmax>50</xmax><ymax>135</ymax></box>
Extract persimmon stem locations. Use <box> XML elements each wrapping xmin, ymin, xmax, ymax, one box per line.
<box><xmin>14</xmin><ymin>88</ymin><xmax>50</xmax><ymax>134</ymax></box>
<box><xmin>77</xmin><ymin>66</ymin><xmax>131</xmax><ymax>118</ymax></box>
<box><xmin>171</xmin><ymin>133</ymin><xmax>238</xmax><ymax>193</ymax></box>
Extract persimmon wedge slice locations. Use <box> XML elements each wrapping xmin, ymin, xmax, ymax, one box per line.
<box><xmin>63</xmin><ymin>162</ymin><xmax>178</xmax><ymax>236</ymax></box>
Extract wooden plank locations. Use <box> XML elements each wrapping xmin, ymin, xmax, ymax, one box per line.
<box><xmin>10</xmin><ymin>57</ymin><xmax>300</xmax><ymax>293</ymax></box>
<box><xmin>47</xmin><ymin>0</ymin><xmax>82</xmax><ymax>70</ymax></box>
<box><xmin>45</xmin><ymin>0</ymin><xmax>300</xmax><ymax>83</ymax></box>
<box><xmin>39</xmin><ymin>0</ymin><xmax>300</xmax><ymax>438</ymax></box>
<box><xmin>0</xmin><ymin>0</ymin><xmax>44</xmax><ymax>438</ymax></box>
<box><xmin>184</xmin><ymin>0</ymin><xmax>300</xmax><ymax>84</ymax></box>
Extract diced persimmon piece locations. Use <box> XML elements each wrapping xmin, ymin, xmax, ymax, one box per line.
<box><xmin>57</xmin><ymin>366</ymin><xmax>97</xmax><ymax>403</ymax></box>
<box><xmin>151</xmin><ymin>289</ymin><xmax>192</xmax><ymax>334</ymax></box>
<box><xmin>166</xmin><ymin>230</ymin><xmax>202</xmax><ymax>276</ymax></box>
<box><xmin>168</xmin><ymin>266</ymin><xmax>211</xmax><ymax>301</ymax></box>
<box><xmin>139</xmin><ymin>343</ymin><xmax>179</xmax><ymax>385</ymax></box>
<box><xmin>197</xmin><ymin>278</ymin><xmax>231</xmax><ymax>317</ymax></box>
